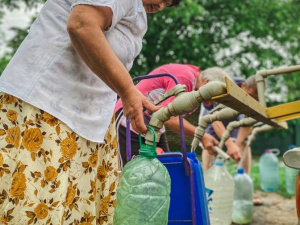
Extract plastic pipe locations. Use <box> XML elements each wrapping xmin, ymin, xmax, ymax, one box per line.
<box><xmin>191</xmin><ymin>107</ymin><xmax>240</xmax><ymax>151</ymax></box>
<box><xmin>145</xmin><ymin>81</ymin><xmax>227</xmax><ymax>145</ymax></box>
<box><xmin>255</xmin><ymin>65</ymin><xmax>300</xmax><ymax>107</ymax></box>
<box><xmin>219</xmin><ymin>117</ymin><xmax>258</xmax><ymax>149</ymax></box>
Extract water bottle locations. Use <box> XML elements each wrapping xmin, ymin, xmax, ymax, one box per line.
<box><xmin>113</xmin><ymin>126</ymin><xmax>171</xmax><ymax>225</ymax></box>
<box><xmin>204</xmin><ymin>156</ymin><xmax>234</xmax><ymax>225</ymax></box>
<box><xmin>285</xmin><ymin>145</ymin><xmax>299</xmax><ymax>195</ymax></box>
<box><xmin>259</xmin><ymin>149</ymin><xmax>280</xmax><ymax>192</ymax></box>
<box><xmin>285</xmin><ymin>166</ymin><xmax>298</xmax><ymax>195</ymax></box>
<box><xmin>232</xmin><ymin>168</ymin><xmax>253</xmax><ymax>224</ymax></box>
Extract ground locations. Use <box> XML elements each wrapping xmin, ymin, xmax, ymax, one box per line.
<box><xmin>232</xmin><ymin>190</ymin><xmax>297</xmax><ymax>225</ymax></box>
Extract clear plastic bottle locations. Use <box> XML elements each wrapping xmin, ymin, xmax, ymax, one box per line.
<box><xmin>285</xmin><ymin>145</ymin><xmax>299</xmax><ymax>195</ymax></box>
<box><xmin>204</xmin><ymin>156</ymin><xmax>234</xmax><ymax>225</ymax></box>
<box><xmin>285</xmin><ymin>165</ymin><xmax>298</xmax><ymax>195</ymax></box>
<box><xmin>259</xmin><ymin>149</ymin><xmax>280</xmax><ymax>192</ymax></box>
<box><xmin>113</xmin><ymin>128</ymin><xmax>171</xmax><ymax>225</ymax></box>
<box><xmin>232</xmin><ymin>168</ymin><xmax>253</xmax><ymax>224</ymax></box>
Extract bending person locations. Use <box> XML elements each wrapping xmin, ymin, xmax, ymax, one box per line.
<box><xmin>115</xmin><ymin>63</ymin><xmax>219</xmax><ymax>166</ymax></box>
<box><xmin>200</xmin><ymin>72</ymin><xmax>258</xmax><ymax>173</ymax></box>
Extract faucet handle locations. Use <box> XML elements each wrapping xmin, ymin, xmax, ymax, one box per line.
<box><xmin>153</xmin><ymin>84</ymin><xmax>186</xmax><ymax>105</ymax></box>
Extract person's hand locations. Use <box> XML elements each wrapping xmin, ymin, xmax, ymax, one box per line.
<box><xmin>226</xmin><ymin>141</ymin><xmax>241</xmax><ymax>162</ymax></box>
<box><xmin>201</xmin><ymin>133</ymin><xmax>219</xmax><ymax>155</ymax></box>
<box><xmin>120</xmin><ymin>85</ymin><xmax>160</xmax><ymax>133</ymax></box>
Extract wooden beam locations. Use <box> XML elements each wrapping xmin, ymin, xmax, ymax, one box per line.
<box><xmin>212</xmin><ymin>77</ymin><xmax>286</xmax><ymax>128</ymax></box>
<box><xmin>267</xmin><ymin>101</ymin><xmax>300</xmax><ymax>122</ymax></box>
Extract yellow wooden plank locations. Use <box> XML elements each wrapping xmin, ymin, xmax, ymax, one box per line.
<box><xmin>267</xmin><ymin>101</ymin><xmax>300</xmax><ymax>121</ymax></box>
<box><xmin>274</xmin><ymin>113</ymin><xmax>300</xmax><ymax>122</ymax></box>
<box><xmin>212</xmin><ymin>77</ymin><xmax>285</xmax><ymax>128</ymax></box>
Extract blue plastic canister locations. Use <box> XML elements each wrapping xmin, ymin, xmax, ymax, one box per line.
<box><xmin>259</xmin><ymin>149</ymin><xmax>280</xmax><ymax>192</ymax></box>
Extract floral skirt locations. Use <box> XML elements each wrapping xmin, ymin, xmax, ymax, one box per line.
<box><xmin>0</xmin><ymin>93</ymin><xmax>118</xmax><ymax>225</ymax></box>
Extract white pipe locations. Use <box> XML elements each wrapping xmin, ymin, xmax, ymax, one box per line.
<box><xmin>256</xmin><ymin>65</ymin><xmax>300</xmax><ymax>107</ymax></box>
<box><xmin>219</xmin><ymin>117</ymin><xmax>257</xmax><ymax>149</ymax></box>
<box><xmin>191</xmin><ymin>107</ymin><xmax>240</xmax><ymax>151</ymax></box>
<box><xmin>145</xmin><ymin>81</ymin><xmax>227</xmax><ymax>145</ymax></box>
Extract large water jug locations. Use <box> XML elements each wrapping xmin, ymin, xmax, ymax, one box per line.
<box><xmin>232</xmin><ymin>168</ymin><xmax>253</xmax><ymax>224</ymax></box>
<box><xmin>259</xmin><ymin>149</ymin><xmax>280</xmax><ymax>192</ymax></box>
<box><xmin>204</xmin><ymin>156</ymin><xmax>234</xmax><ymax>225</ymax></box>
<box><xmin>285</xmin><ymin>166</ymin><xmax>298</xmax><ymax>195</ymax></box>
<box><xmin>113</xmin><ymin>127</ymin><xmax>171</xmax><ymax>225</ymax></box>
<box><xmin>285</xmin><ymin>145</ymin><xmax>299</xmax><ymax>195</ymax></box>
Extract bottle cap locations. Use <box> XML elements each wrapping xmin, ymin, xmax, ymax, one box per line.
<box><xmin>265</xmin><ymin>149</ymin><xmax>272</xmax><ymax>153</ymax></box>
<box><xmin>139</xmin><ymin>126</ymin><xmax>157</xmax><ymax>159</ymax></box>
<box><xmin>214</xmin><ymin>157</ymin><xmax>224</xmax><ymax>166</ymax></box>
<box><xmin>288</xmin><ymin>145</ymin><xmax>297</xmax><ymax>150</ymax></box>
<box><xmin>237</xmin><ymin>168</ymin><xmax>244</xmax><ymax>174</ymax></box>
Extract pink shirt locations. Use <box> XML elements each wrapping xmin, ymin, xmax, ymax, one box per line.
<box><xmin>115</xmin><ymin>63</ymin><xmax>200</xmax><ymax>113</ymax></box>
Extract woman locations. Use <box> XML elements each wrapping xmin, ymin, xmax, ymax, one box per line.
<box><xmin>0</xmin><ymin>0</ymin><xmax>181</xmax><ymax>224</ymax></box>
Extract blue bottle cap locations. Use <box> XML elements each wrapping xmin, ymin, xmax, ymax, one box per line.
<box><xmin>237</xmin><ymin>168</ymin><xmax>244</xmax><ymax>174</ymax></box>
<box><xmin>214</xmin><ymin>157</ymin><xmax>224</xmax><ymax>166</ymax></box>
<box><xmin>288</xmin><ymin>145</ymin><xmax>297</xmax><ymax>150</ymax></box>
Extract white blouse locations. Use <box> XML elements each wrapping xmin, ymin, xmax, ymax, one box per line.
<box><xmin>0</xmin><ymin>0</ymin><xmax>147</xmax><ymax>142</ymax></box>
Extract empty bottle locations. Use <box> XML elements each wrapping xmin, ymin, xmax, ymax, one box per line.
<box><xmin>204</xmin><ymin>156</ymin><xmax>234</xmax><ymax>225</ymax></box>
<box><xmin>113</xmin><ymin>127</ymin><xmax>171</xmax><ymax>225</ymax></box>
<box><xmin>285</xmin><ymin>145</ymin><xmax>299</xmax><ymax>195</ymax></box>
<box><xmin>232</xmin><ymin>168</ymin><xmax>253</xmax><ymax>224</ymax></box>
<box><xmin>285</xmin><ymin>165</ymin><xmax>298</xmax><ymax>195</ymax></box>
<box><xmin>259</xmin><ymin>149</ymin><xmax>280</xmax><ymax>192</ymax></box>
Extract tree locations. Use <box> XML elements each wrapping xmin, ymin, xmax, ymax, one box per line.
<box><xmin>0</xmin><ymin>0</ymin><xmax>45</xmax><ymax>73</ymax></box>
<box><xmin>0</xmin><ymin>0</ymin><xmax>45</xmax><ymax>10</ymax></box>
<box><xmin>131</xmin><ymin>0</ymin><xmax>300</xmax><ymax>102</ymax></box>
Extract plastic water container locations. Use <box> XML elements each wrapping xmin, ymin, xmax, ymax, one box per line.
<box><xmin>285</xmin><ymin>165</ymin><xmax>298</xmax><ymax>195</ymax></box>
<box><xmin>232</xmin><ymin>168</ymin><xmax>253</xmax><ymax>224</ymax></box>
<box><xmin>113</xmin><ymin>128</ymin><xmax>171</xmax><ymax>225</ymax></box>
<box><xmin>204</xmin><ymin>156</ymin><xmax>234</xmax><ymax>225</ymax></box>
<box><xmin>285</xmin><ymin>145</ymin><xmax>299</xmax><ymax>195</ymax></box>
<box><xmin>259</xmin><ymin>149</ymin><xmax>280</xmax><ymax>192</ymax></box>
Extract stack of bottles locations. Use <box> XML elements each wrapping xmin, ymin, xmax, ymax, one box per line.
<box><xmin>232</xmin><ymin>168</ymin><xmax>254</xmax><ymax>224</ymax></box>
<box><xmin>204</xmin><ymin>156</ymin><xmax>234</xmax><ymax>225</ymax></box>
<box><xmin>259</xmin><ymin>149</ymin><xmax>280</xmax><ymax>192</ymax></box>
<box><xmin>113</xmin><ymin>128</ymin><xmax>171</xmax><ymax>225</ymax></box>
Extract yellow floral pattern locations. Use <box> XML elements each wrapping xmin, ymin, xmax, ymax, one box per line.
<box><xmin>0</xmin><ymin>93</ymin><xmax>118</xmax><ymax>224</ymax></box>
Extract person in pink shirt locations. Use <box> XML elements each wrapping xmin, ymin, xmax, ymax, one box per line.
<box><xmin>115</xmin><ymin>63</ymin><xmax>218</xmax><ymax>166</ymax></box>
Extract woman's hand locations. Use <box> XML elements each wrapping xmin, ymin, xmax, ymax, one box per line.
<box><xmin>226</xmin><ymin>140</ymin><xmax>241</xmax><ymax>162</ymax></box>
<box><xmin>120</xmin><ymin>85</ymin><xmax>160</xmax><ymax>133</ymax></box>
<box><xmin>201</xmin><ymin>133</ymin><xmax>219</xmax><ymax>155</ymax></box>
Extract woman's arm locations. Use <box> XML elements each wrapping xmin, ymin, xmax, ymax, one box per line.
<box><xmin>67</xmin><ymin>5</ymin><xmax>159</xmax><ymax>133</ymax></box>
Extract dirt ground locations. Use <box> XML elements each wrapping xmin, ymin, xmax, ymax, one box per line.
<box><xmin>233</xmin><ymin>190</ymin><xmax>298</xmax><ymax>225</ymax></box>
